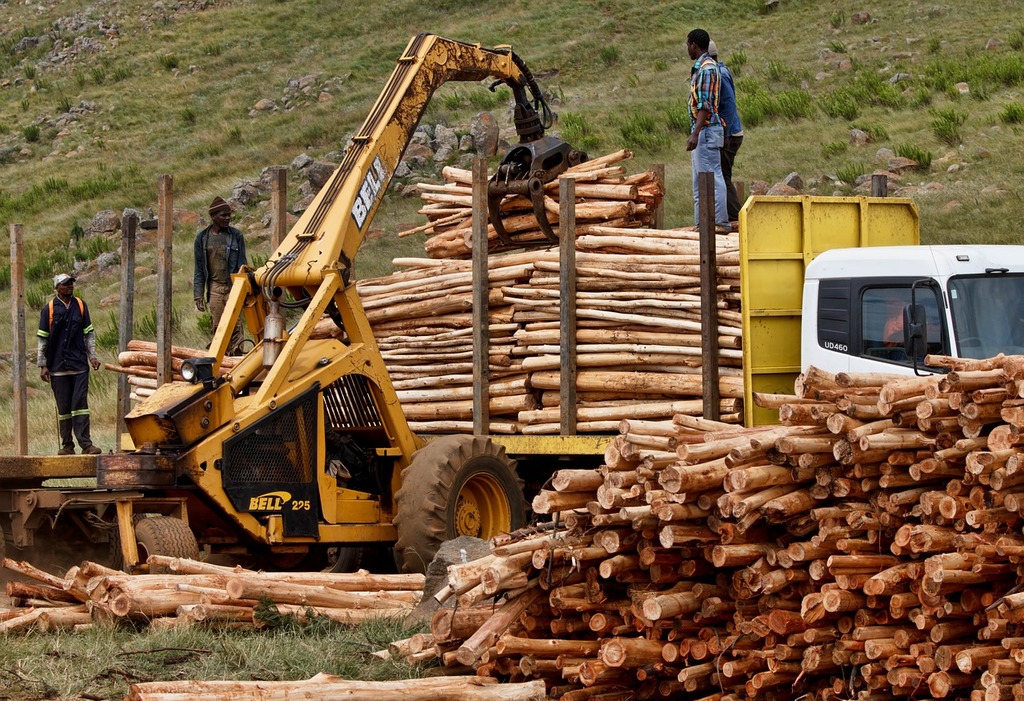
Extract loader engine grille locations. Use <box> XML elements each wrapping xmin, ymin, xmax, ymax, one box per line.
<box><xmin>323</xmin><ymin>373</ymin><xmax>383</xmax><ymax>430</ymax></box>
<box><xmin>222</xmin><ymin>385</ymin><xmax>319</xmax><ymax>485</ymax></box>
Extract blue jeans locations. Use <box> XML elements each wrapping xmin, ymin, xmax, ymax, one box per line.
<box><xmin>691</xmin><ymin>124</ymin><xmax>728</xmax><ymax>227</ymax></box>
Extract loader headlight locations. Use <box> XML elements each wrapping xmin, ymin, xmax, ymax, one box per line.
<box><xmin>181</xmin><ymin>357</ymin><xmax>216</xmax><ymax>385</ymax></box>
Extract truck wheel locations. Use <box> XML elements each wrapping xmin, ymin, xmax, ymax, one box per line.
<box><xmin>393</xmin><ymin>436</ymin><xmax>526</xmax><ymax>574</ymax></box>
<box><xmin>112</xmin><ymin>516</ymin><xmax>199</xmax><ymax>574</ymax></box>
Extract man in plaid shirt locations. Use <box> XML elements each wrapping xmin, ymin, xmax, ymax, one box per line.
<box><xmin>686</xmin><ymin>28</ymin><xmax>728</xmax><ymax>228</ymax></box>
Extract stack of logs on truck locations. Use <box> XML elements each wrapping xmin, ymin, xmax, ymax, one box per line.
<box><xmin>114</xmin><ymin>149</ymin><xmax>744</xmax><ymax>430</ymax></box>
<box><xmin>413</xmin><ymin>354</ymin><xmax>1024</xmax><ymax>701</ymax></box>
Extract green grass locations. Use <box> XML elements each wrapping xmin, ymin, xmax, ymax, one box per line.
<box><xmin>0</xmin><ymin>615</ymin><xmax>427</xmax><ymax>699</ymax></box>
<box><xmin>931</xmin><ymin>107</ymin><xmax>967</xmax><ymax>145</ymax></box>
<box><xmin>894</xmin><ymin>143</ymin><xmax>933</xmax><ymax>170</ymax></box>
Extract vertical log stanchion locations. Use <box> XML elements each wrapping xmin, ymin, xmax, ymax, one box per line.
<box><xmin>651</xmin><ymin>163</ymin><xmax>665</xmax><ymax>230</ymax></box>
<box><xmin>117</xmin><ymin>212</ymin><xmax>137</xmax><ymax>450</ymax></box>
<box><xmin>10</xmin><ymin>223</ymin><xmax>28</xmax><ymax>455</ymax></box>
<box><xmin>156</xmin><ymin>175</ymin><xmax>173</xmax><ymax>388</ymax></box>
<box><xmin>559</xmin><ymin>177</ymin><xmax>578</xmax><ymax>435</ymax></box>
<box><xmin>271</xmin><ymin>167</ymin><xmax>288</xmax><ymax>250</ymax></box>
<box><xmin>698</xmin><ymin>171</ymin><xmax>721</xmax><ymax>421</ymax></box>
<box><xmin>471</xmin><ymin>158</ymin><xmax>490</xmax><ymax>435</ymax></box>
<box><xmin>871</xmin><ymin>174</ymin><xmax>888</xmax><ymax>198</ymax></box>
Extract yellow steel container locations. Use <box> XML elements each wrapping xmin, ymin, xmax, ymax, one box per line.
<box><xmin>738</xmin><ymin>195</ymin><xmax>920</xmax><ymax>426</ymax></box>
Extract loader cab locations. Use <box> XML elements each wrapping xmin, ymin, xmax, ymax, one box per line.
<box><xmin>802</xmin><ymin>245</ymin><xmax>1024</xmax><ymax>375</ymax></box>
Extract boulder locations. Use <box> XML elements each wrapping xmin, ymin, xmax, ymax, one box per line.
<box><xmin>766</xmin><ymin>183</ymin><xmax>800</xmax><ymax>196</ymax></box>
<box><xmin>86</xmin><ymin>210</ymin><xmax>120</xmax><ymax>235</ymax></box>
<box><xmin>291</xmin><ymin>153</ymin><xmax>313</xmax><ymax>171</ymax></box>
<box><xmin>781</xmin><ymin>172</ymin><xmax>804</xmax><ymax>191</ymax></box>
<box><xmin>306</xmin><ymin>161</ymin><xmax>337</xmax><ymax>192</ymax></box>
<box><xmin>231</xmin><ymin>180</ymin><xmax>262</xmax><ymax>206</ymax></box>
<box><xmin>433</xmin><ymin>124</ymin><xmax>459</xmax><ymax>163</ymax></box>
<box><xmin>886</xmin><ymin>157</ymin><xmax>919</xmax><ymax>173</ymax></box>
<box><xmin>470</xmin><ymin>112</ymin><xmax>500</xmax><ymax>156</ymax></box>
<box><xmin>405</xmin><ymin>536</ymin><xmax>491</xmax><ymax>627</ymax></box>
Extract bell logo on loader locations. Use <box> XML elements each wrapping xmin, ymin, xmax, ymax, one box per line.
<box><xmin>248</xmin><ymin>491</ymin><xmax>292</xmax><ymax>512</ymax></box>
<box><xmin>350</xmin><ymin>155</ymin><xmax>388</xmax><ymax>230</ymax></box>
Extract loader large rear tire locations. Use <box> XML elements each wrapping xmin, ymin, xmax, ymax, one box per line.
<box><xmin>133</xmin><ymin>516</ymin><xmax>199</xmax><ymax>574</ymax></box>
<box><xmin>393</xmin><ymin>435</ymin><xmax>526</xmax><ymax>574</ymax></box>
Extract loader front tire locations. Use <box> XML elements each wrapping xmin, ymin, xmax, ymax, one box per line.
<box><xmin>133</xmin><ymin>516</ymin><xmax>199</xmax><ymax>574</ymax></box>
<box><xmin>393</xmin><ymin>435</ymin><xmax>526</xmax><ymax>575</ymax></box>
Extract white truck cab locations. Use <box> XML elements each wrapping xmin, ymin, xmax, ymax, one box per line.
<box><xmin>801</xmin><ymin>245</ymin><xmax>1024</xmax><ymax>375</ymax></box>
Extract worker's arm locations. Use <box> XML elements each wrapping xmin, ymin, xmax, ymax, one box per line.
<box><xmin>193</xmin><ymin>230</ymin><xmax>206</xmax><ymax>310</ymax></box>
<box><xmin>83</xmin><ymin>304</ymin><xmax>100</xmax><ymax>370</ymax></box>
<box><xmin>36</xmin><ymin>306</ymin><xmax>50</xmax><ymax>382</ymax></box>
<box><xmin>687</xmin><ymin>108</ymin><xmax>710</xmax><ymax>151</ymax></box>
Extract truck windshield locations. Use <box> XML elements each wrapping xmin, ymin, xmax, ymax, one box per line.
<box><xmin>948</xmin><ymin>273</ymin><xmax>1024</xmax><ymax>359</ymax></box>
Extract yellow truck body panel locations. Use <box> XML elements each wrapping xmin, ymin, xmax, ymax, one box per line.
<box><xmin>739</xmin><ymin>195</ymin><xmax>920</xmax><ymax>426</ymax></box>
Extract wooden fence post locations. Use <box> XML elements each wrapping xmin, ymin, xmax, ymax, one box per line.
<box><xmin>698</xmin><ymin>172</ymin><xmax>721</xmax><ymax>421</ymax></box>
<box><xmin>271</xmin><ymin>167</ymin><xmax>288</xmax><ymax>249</ymax></box>
<box><xmin>117</xmin><ymin>212</ymin><xmax>137</xmax><ymax>450</ymax></box>
<box><xmin>559</xmin><ymin>177</ymin><xmax>578</xmax><ymax>436</ymax></box>
<box><xmin>471</xmin><ymin>158</ymin><xmax>490</xmax><ymax>435</ymax></box>
<box><xmin>156</xmin><ymin>175</ymin><xmax>173</xmax><ymax>387</ymax></box>
<box><xmin>10</xmin><ymin>223</ymin><xmax>28</xmax><ymax>455</ymax></box>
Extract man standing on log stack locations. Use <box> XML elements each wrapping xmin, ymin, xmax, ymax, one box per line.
<box><xmin>709</xmin><ymin>39</ymin><xmax>744</xmax><ymax>223</ymax></box>
<box><xmin>194</xmin><ymin>196</ymin><xmax>248</xmax><ymax>355</ymax></box>
<box><xmin>685</xmin><ymin>28</ymin><xmax>729</xmax><ymax>230</ymax></box>
<box><xmin>37</xmin><ymin>273</ymin><xmax>102</xmax><ymax>455</ymax></box>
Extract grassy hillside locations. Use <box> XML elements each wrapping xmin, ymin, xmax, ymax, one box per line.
<box><xmin>1</xmin><ymin>0</ymin><xmax>1023</xmax><ymax>452</ymax></box>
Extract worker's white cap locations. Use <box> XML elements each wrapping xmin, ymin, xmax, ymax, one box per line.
<box><xmin>708</xmin><ymin>40</ymin><xmax>718</xmax><ymax>58</ymax></box>
<box><xmin>53</xmin><ymin>273</ymin><xmax>76</xmax><ymax>287</ymax></box>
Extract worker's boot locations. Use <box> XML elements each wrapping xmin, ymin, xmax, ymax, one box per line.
<box><xmin>58</xmin><ymin>446</ymin><xmax>75</xmax><ymax>455</ymax></box>
<box><xmin>81</xmin><ymin>445</ymin><xmax>102</xmax><ymax>455</ymax></box>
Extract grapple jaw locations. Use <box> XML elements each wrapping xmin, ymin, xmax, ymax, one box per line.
<box><xmin>487</xmin><ymin>135</ymin><xmax>588</xmax><ymax>246</ymax></box>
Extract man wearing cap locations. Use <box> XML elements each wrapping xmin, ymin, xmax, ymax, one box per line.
<box><xmin>708</xmin><ymin>39</ymin><xmax>745</xmax><ymax>222</ymax></box>
<box><xmin>37</xmin><ymin>273</ymin><xmax>102</xmax><ymax>455</ymax></box>
<box><xmin>685</xmin><ymin>28</ymin><xmax>728</xmax><ymax>229</ymax></box>
<box><xmin>193</xmin><ymin>196</ymin><xmax>247</xmax><ymax>354</ymax></box>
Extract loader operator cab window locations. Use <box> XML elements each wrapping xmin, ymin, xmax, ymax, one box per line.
<box><xmin>861</xmin><ymin>286</ymin><xmax>943</xmax><ymax>365</ymax></box>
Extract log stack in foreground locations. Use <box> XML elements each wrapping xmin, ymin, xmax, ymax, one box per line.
<box><xmin>421</xmin><ymin>354</ymin><xmax>1024</xmax><ymax>700</ymax></box>
<box><xmin>1</xmin><ymin>554</ymin><xmax>422</xmax><ymax>634</ymax></box>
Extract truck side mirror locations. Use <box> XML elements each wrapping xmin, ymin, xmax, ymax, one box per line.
<box><xmin>903</xmin><ymin>304</ymin><xmax>927</xmax><ymax>360</ymax></box>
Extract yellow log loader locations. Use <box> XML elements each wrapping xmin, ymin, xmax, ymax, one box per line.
<box><xmin>0</xmin><ymin>34</ymin><xmax>586</xmax><ymax>574</ymax></box>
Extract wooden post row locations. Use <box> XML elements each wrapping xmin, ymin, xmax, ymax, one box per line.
<box><xmin>9</xmin><ymin>223</ymin><xmax>28</xmax><ymax>455</ymax></box>
<box><xmin>698</xmin><ymin>171</ymin><xmax>721</xmax><ymax>421</ymax></box>
<box><xmin>271</xmin><ymin>167</ymin><xmax>288</xmax><ymax>249</ymax></box>
<box><xmin>559</xmin><ymin>177</ymin><xmax>578</xmax><ymax>436</ymax></box>
<box><xmin>471</xmin><ymin>158</ymin><xmax>490</xmax><ymax>435</ymax></box>
<box><xmin>117</xmin><ymin>213</ymin><xmax>137</xmax><ymax>450</ymax></box>
<box><xmin>156</xmin><ymin>175</ymin><xmax>173</xmax><ymax>388</ymax></box>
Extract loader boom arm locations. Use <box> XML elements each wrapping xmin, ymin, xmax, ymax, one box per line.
<box><xmin>255</xmin><ymin>33</ymin><xmax>543</xmax><ymax>299</ymax></box>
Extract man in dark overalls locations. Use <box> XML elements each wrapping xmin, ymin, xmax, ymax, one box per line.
<box><xmin>37</xmin><ymin>273</ymin><xmax>102</xmax><ymax>455</ymax></box>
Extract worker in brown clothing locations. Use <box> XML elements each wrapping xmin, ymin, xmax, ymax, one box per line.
<box><xmin>193</xmin><ymin>196</ymin><xmax>248</xmax><ymax>354</ymax></box>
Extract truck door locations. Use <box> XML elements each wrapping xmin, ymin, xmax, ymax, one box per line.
<box><xmin>806</xmin><ymin>277</ymin><xmax>949</xmax><ymax>375</ymax></box>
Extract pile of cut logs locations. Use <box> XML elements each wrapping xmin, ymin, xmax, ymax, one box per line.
<box><xmin>354</xmin><ymin>149</ymin><xmax>743</xmax><ymax>434</ymax></box>
<box><xmin>105</xmin><ymin>340</ymin><xmax>239</xmax><ymax>401</ymax></box>
<box><xmin>1</xmin><ymin>554</ymin><xmax>422</xmax><ymax>633</ymax></box>
<box><xmin>113</xmin><ymin>151</ymin><xmax>741</xmax><ymax>436</ymax></box>
<box><xmin>417</xmin><ymin>354</ymin><xmax>1024</xmax><ymax>700</ymax></box>
<box><xmin>402</xmin><ymin>149</ymin><xmax>663</xmax><ymax>258</ymax></box>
